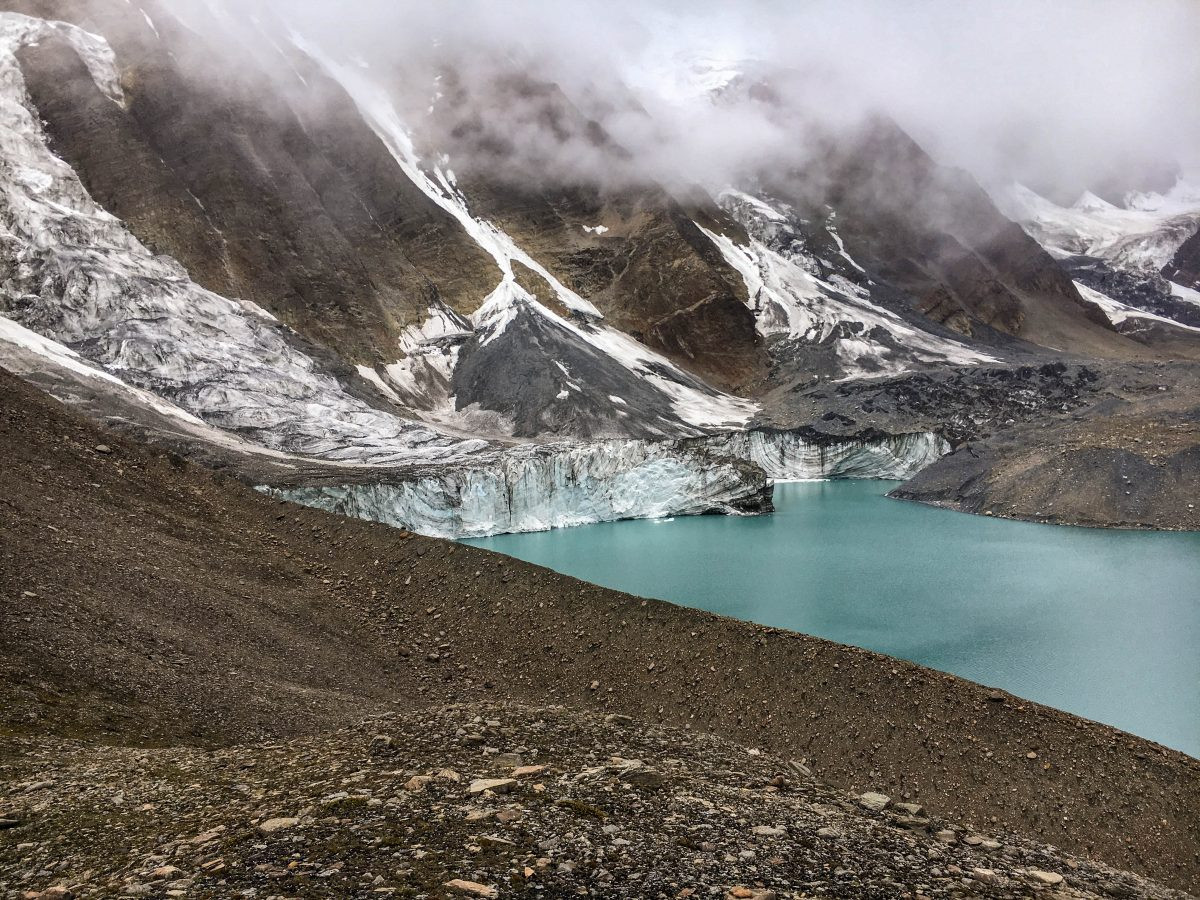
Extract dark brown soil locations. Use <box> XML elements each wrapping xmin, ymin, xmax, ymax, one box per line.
<box><xmin>2</xmin><ymin>369</ymin><xmax>1198</xmax><ymax>893</ymax></box>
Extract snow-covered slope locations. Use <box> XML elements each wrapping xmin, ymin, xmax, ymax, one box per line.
<box><xmin>999</xmin><ymin>180</ymin><xmax>1200</xmax><ymax>336</ymax></box>
<box><xmin>701</xmin><ymin>190</ymin><xmax>996</xmax><ymax>379</ymax></box>
<box><xmin>1000</xmin><ymin>181</ymin><xmax>1200</xmax><ymax>275</ymax></box>
<box><xmin>291</xmin><ymin>31</ymin><xmax>755</xmax><ymax>437</ymax></box>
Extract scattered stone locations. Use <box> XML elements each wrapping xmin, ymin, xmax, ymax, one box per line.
<box><xmin>491</xmin><ymin>752</ymin><xmax>523</xmax><ymax>768</ymax></box>
<box><xmin>0</xmin><ymin>701</ymin><xmax>1182</xmax><ymax>900</ymax></box>
<box><xmin>258</xmin><ymin>816</ymin><xmax>298</xmax><ymax>833</ymax></box>
<box><xmin>444</xmin><ymin>879</ymin><xmax>498</xmax><ymax>898</ymax></box>
<box><xmin>512</xmin><ymin>764</ymin><xmax>546</xmax><ymax>778</ymax></box>
<box><xmin>468</xmin><ymin>777</ymin><xmax>516</xmax><ymax>795</ymax></box>
<box><xmin>857</xmin><ymin>792</ymin><xmax>891</xmax><ymax>812</ymax></box>
<box><xmin>1028</xmin><ymin>870</ymin><xmax>1065</xmax><ymax>886</ymax></box>
<box><xmin>971</xmin><ymin>867</ymin><xmax>1000</xmax><ymax>884</ymax></box>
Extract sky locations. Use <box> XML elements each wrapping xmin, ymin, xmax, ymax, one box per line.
<box><xmin>172</xmin><ymin>0</ymin><xmax>1200</xmax><ymax>203</ymax></box>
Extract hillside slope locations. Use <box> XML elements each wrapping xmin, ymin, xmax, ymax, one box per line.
<box><xmin>2</xmin><ymin>369</ymin><xmax>1198</xmax><ymax>893</ymax></box>
<box><xmin>1</xmin><ymin>703</ymin><xmax>1191</xmax><ymax>899</ymax></box>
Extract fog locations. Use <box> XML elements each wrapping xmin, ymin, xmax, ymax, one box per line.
<box><xmin>173</xmin><ymin>0</ymin><xmax>1200</xmax><ymax>203</ymax></box>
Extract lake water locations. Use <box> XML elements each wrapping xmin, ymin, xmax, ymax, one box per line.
<box><xmin>465</xmin><ymin>480</ymin><xmax>1200</xmax><ymax>758</ymax></box>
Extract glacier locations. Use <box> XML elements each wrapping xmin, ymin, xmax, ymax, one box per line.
<box><xmin>999</xmin><ymin>181</ymin><xmax>1200</xmax><ymax>279</ymax></box>
<box><xmin>262</xmin><ymin>428</ymin><xmax>947</xmax><ymax>538</ymax></box>
<box><xmin>696</xmin><ymin>429</ymin><xmax>949</xmax><ymax>482</ymax></box>
<box><xmin>260</xmin><ymin>439</ymin><xmax>771</xmax><ymax>539</ymax></box>
<box><xmin>0</xmin><ymin>12</ymin><xmax>951</xmax><ymax>543</ymax></box>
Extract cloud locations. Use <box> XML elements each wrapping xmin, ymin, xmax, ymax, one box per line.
<box><xmin>167</xmin><ymin>0</ymin><xmax>1200</xmax><ymax>202</ymax></box>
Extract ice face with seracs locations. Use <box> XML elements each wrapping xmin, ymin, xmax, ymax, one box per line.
<box><xmin>264</xmin><ymin>428</ymin><xmax>949</xmax><ymax>538</ymax></box>
<box><xmin>700</xmin><ymin>191</ymin><xmax>996</xmax><ymax>379</ymax></box>
<box><xmin>262</xmin><ymin>438</ymin><xmax>772</xmax><ymax>539</ymax></box>
<box><xmin>698</xmin><ymin>429</ymin><xmax>949</xmax><ymax>481</ymax></box>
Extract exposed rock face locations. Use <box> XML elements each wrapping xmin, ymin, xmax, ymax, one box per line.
<box><xmin>763</xmin><ymin>118</ymin><xmax>1125</xmax><ymax>354</ymax></box>
<box><xmin>1064</xmin><ymin>257</ymin><xmax>1200</xmax><ymax>329</ymax></box>
<box><xmin>1164</xmin><ymin>224</ymin><xmax>1200</xmax><ymax>290</ymax></box>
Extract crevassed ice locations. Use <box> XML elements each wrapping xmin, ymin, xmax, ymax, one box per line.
<box><xmin>0</xmin><ymin>12</ymin><xmax>484</xmax><ymax>465</ymax></box>
<box><xmin>264</xmin><ymin>429</ymin><xmax>948</xmax><ymax>538</ymax></box>
<box><xmin>698</xmin><ymin>430</ymin><xmax>949</xmax><ymax>482</ymax></box>
<box><xmin>262</xmin><ymin>438</ymin><xmax>770</xmax><ymax>538</ymax></box>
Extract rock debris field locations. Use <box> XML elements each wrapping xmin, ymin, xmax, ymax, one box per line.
<box><xmin>1</xmin><ymin>704</ymin><xmax>1188</xmax><ymax>900</ymax></box>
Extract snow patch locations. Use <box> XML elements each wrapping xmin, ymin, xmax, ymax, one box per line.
<box><xmin>700</xmin><ymin>191</ymin><xmax>995</xmax><ymax>378</ymax></box>
<box><xmin>1000</xmin><ymin>180</ymin><xmax>1200</xmax><ymax>276</ymax></box>
<box><xmin>1074</xmin><ymin>282</ymin><xmax>1200</xmax><ymax>334</ymax></box>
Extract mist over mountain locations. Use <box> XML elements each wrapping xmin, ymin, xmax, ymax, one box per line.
<box><xmin>168</xmin><ymin>0</ymin><xmax>1200</xmax><ymax>202</ymax></box>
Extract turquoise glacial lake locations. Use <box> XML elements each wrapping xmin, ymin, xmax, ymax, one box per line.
<box><xmin>465</xmin><ymin>480</ymin><xmax>1200</xmax><ymax>758</ymax></box>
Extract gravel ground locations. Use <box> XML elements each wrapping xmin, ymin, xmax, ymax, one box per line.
<box><xmin>1</xmin><ymin>703</ymin><xmax>1191</xmax><ymax>900</ymax></box>
<box><xmin>1</xmin><ymin>368</ymin><xmax>1198</xmax><ymax>895</ymax></box>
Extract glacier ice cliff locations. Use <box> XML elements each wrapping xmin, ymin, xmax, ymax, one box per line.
<box><xmin>259</xmin><ymin>439</ymin><xmax>773</xmax><ymax>539</ymax></box>
<box><xmin>262</xmin><ymin>428</ymin><xmax>948</xmax><ymax>538</ymax></box>
<box><xmin>696</xmin><ymin>429</ymin><xmax>949</xmax><ymax>481</ymax></box>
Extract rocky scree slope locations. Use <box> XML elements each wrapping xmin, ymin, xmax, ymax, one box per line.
<box><xmin>1</xmin><ymin>703</ymin><xmax>1192</xmax><ymax>900</ymax></box>
<box><xmin>888</xmin><ymin>361</ymin><xmax>1200</xmax><ymax>530</ymax></box>
<box><xmin>1</xmin><ymin>369</ymin><xmax>1198</xmax><ymax>893</ymax></box>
